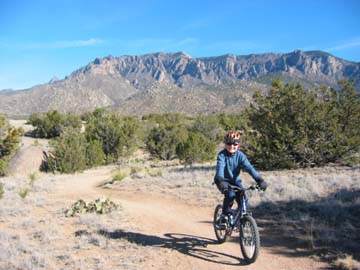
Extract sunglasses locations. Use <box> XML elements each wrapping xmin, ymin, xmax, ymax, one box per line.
<box><xmin>226</xmin><ymin>142</ymin><xmax>239</xmax><ymax>146</ymax></box>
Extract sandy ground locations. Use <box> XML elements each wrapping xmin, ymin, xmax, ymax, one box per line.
<box><xmin>2</xmin><ymin>120</ymin><xmax>356</xmax><ymax>269</ymax></box>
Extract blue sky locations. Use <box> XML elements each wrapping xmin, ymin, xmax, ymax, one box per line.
<box><xmin>1</xmin><ymin>0</ymin><xmax>359</xmax><ymax>90</ymax></box>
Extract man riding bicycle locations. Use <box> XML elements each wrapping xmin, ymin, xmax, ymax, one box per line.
<box><xmin>214</xmin><ymin>131</ymin><xmax>268</xmax><ymax>226</ymax></box>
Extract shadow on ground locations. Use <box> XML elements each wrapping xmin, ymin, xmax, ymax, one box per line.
<box><xmin>250</xmin><ymin>188</ymin><xmax>360</xmax><ymax>263</ymax></box>
<box><xmin>94</xmin><ymin>230</ymin><xmax>249</xmax><ymax>266</ymax></box>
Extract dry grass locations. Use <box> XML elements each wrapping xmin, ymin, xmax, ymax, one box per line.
<box><xmin>0</xmin><ymin>155</ymin><xmax>359</xmax><ymax>269</ymax></box>
<box><xmin>110</xmin><ymin>162</ymin><xmax>360</xmax><ymax>260</ymax></box>
<box><xmin>333</xmin><ymin>255</ymin><xmax>360</xmax><ymax>270</ymax></box>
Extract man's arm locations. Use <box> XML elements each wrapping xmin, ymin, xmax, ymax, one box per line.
<box><xmin>214</xmin><ymin>153</ymin><xmax>226</xmax><ymax>182</ymax></box>
<box><xmin>239</xmin><ymin>152</ymin><xmax>268</xmax><ymax>191</ymax></box>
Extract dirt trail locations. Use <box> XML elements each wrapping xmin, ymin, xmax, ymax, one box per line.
<box><xmin>48</xmin><ymin>167</ymin><xmax>328</xmax><ymax>270</ymax></box>
<box><xmin>6</xmin><ymin>121</ymin><xmax>330</xmax><ymax>270</ymax></box>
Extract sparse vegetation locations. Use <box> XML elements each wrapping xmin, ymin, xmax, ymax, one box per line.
<box><xmin>0</xmin><ymin>182</ymin><xmax>4</xmax><ymax>199</ymax></box>
<box><xmin>130</xmin><ymin>166</ymin><xmax>142</xmax><ymax>175</ymax></box>
<box><xmin>1</xmin><ymin>79</ymin><xmax>359</xmax><ymax>268</ymax></box>
<box><xmin>18</xmin><ymin>187</ymin><xmax>30</xmax><ymax>199</ymax></box>
<box><xmin>0</xmin><ymin>114</ymin><xmax>23</xmax><ymax>176</ymax></box>
<box><xmin>34</xmin><ymin>79</ymin><xmax>360</xmax><ymax>174</ymax></box>
<box><xmin>112</xmin><ymin>170</ymin><xmax>128</xmax><ymax>182</ymax></box>
<box><xmin>145</xmin><ymin>167</ymin><xmax>163</xmax><ymax>177</ymax></box>
<box><xmin>65</xmin><ymin>198</ymin><xmax>118</xmax><ymax>217</ymax></box>
<box><xmin>29</xmin><ymin>172</ymin><xmax>38</xmax><ymax>185</ymax></box>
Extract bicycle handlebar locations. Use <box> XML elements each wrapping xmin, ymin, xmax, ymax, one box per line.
<box><xmin>227</xmin><ymin>184</ymin><xmax>261</xmax><ymax>192</ymax></box>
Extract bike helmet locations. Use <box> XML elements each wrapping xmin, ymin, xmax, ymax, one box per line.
<box><xmin>224</xmin><ymin>131</ymin><xmax>241</xmax><ymax>144</ymax></box>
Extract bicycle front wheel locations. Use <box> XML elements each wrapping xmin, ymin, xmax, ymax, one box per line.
<box><xmin>213</xmin><ymin>204</ymin><xmax>228</xmax><ymax>243</ymax></box>
<box><xmin>239</xmin><ymin>215</ymin><xmax>260</xmax><ymax>264</ymax></box>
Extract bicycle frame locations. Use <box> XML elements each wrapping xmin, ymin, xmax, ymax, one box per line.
<box><xmin>213</xmin><ymin>183</ymin><xmax>262</xmax><ymax>263</ymax></box>
<box><xmin>227</xmin><ymin>184</ymin><xmax>257</xmax><ymax>233</ymax></box>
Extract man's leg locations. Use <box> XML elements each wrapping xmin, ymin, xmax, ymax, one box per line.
<box><xmin>222</xmin><ymin>189</ymin><xmax>236</xmax><ymax>215</ymax></box>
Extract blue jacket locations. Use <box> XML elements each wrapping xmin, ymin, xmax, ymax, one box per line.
<box><xmin>214</xmin><ymin>149</ymin><xmax>260</xmax><ymax>185</ymax></box>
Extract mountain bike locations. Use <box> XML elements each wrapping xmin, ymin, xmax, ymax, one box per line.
<box><xmin>213</xmin><ymin>184</ymin><xmax>261</xmax><ymax>264</ymax></box>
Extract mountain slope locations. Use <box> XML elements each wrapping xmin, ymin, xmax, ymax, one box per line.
<box><xmin>1</xmin><ymin>50</ymin><xmax>359</xmax><ymax>117</ymax></box>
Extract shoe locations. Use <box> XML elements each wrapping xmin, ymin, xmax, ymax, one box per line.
<box><xmin>218</xmin><ymin>214</ymin><xmax>228</xmax><ymax>228</ymax></box>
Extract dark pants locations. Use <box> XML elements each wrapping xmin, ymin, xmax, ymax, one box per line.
<box><xmin>215</xmin><ymin>179</ymin><xmax>246</xmax><ymax>215</ymax></box>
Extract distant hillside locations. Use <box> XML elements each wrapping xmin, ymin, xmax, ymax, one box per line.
<box><xmin>0</xmin><ymin>50</ymin><xmax>359</xmax><ymax>117</ymax></box>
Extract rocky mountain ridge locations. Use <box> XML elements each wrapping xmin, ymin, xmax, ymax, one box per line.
<box><xmin>1</xmin><ymin>50</ymin><xmax>359</xmax><ymax>117</ymax></box>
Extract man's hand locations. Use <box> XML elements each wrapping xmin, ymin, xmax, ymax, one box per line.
<box><xmin>215</xmin><ymin>178</ymin><xmax>228</xmax><ymax>194</ymax></box>
<box><xmin>257</xmin><ymin>178</ymin><xmax>268</xmax><ymax>191</ymax></box>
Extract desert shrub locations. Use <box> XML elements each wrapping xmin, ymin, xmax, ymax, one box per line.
<box><xmin>190</xmin><ymin>114</ymin><xmax>223</xmax><ymax>142</ymax></box>
<box><xmin>65</xmin><ymin>198</ymin><xmax>118</xmax><ymax>217</ymax></box>
<box><xmin>145</xmin><ymin>167</ymin><xmax>163</xmax><ymax>177</ymax></box>
<box><xmin>321</xmin><ymin>80</ymin><xmax>360</xmax><ymax>164</ymax></box>
<box><xmin>142</xmin><ymin>113</ymin><xmax>189</xmax><ymax>126</ymax></box>
<box><xmin>246</xmin><ymin>80</ymin><xmax>360</xmax><ymax>169</ymax></box>
<box><xmin>85</xmin><ymin>113</ymin><xmax>141</xmax><ymax>163</ymax></box>
<box><xmin>18</xmin><ymin>187</ymin><xmax>30</xmax><ymax>199</ymax></box>
<box><xmin>0</xmin><ymin>114</ymin><xmax>23</xmax><ymax>176</ymax></box>
<box><xmin>86</xmin><ymin>140</ymin><xmax>105</xmax><ymax>167</ymax></box>
<box><xmin>177</xmin><ymin>131</ymin><xmax>216</xmax><ymax>166</ymax></box>
<box><xmin>0</xmin><ymin>159</ymin><xmax>7</xmax><ymax>176</ymax></box>
<box><xmin>216</xmin><ymin>113</ymin><xmax>249</xmax><ymax>132</ymax></box>
<box><xmin>45</xmin><ymin>128</ymin><xmax>87</xmax><ymax>173</ymax></box>
<box><xmin>81</xmin><ymin>108</ymin><xmax>106</xmax><ymax>121</ymax></box>
<box><xmin>0</xmin><ymin>114</ymin><xmax>8</xmax><ymax>138</ymax></box>
<box><xmin>29</xmin><ymin>172</ymin><xmax>38</xmax><ymax>185</ymax></box>
<box><xmin>112</xmin><ymin>170</ymin><xmax>128</xmax><ymax>182</ymax></box>
<box><xmin>146</xmin><ymin>123</ymin><xmax>188</xmax><ymax>160</ymax></box>
<box><xmin>29</xmin><ymin>110</ymin><xmax>82</xmax><ymax>138</ymax></box>
<box><xmin>0</xmin><ymin>182</ymin><xmax>4</xmax><ymax>199</ymax></box>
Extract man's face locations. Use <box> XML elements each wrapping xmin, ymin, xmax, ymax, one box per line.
<box><xmin>225</xmin><ymin>142</ymin><xmax>239</xmax><ymax>154</ymax></box>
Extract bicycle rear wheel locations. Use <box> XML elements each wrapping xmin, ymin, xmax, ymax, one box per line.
<box><xmin>239</xmin><ymin>215</ymin><xmax>260</xmax><ymax>263</ymax></box>
<box><xmin>213</xmin><ymin>204</ymin><xmax>228</xmax><ymax>243</ymax></box>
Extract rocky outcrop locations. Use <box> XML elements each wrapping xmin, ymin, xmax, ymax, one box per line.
<box><xmin>0</xmin><ymin>50</ymin><xmax>359</xmax><ymax>117</ymax></box>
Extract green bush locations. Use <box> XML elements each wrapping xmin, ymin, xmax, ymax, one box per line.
<box><xmin>216</xmin><ymin>113</ymin><xmax>249</xmax><ymax>132</ymax></box>
<box><xmin>190</xmin><ymin>114</ymin><xmax>223</xmax><ymax>142</ymax></box>
<box><xmin>177</xmin><ymin>131</ymin><xmax>216</xmax><ymax>166</ymax></box>
<box><xmin>246</xmin><ymin>80</ymin><xmax>360</xmax><ymax>169</ymax></box>
<box><xmin>146</xmin><ymin>123</ymin><xmax>188</xmax><ymax>160</ymax></box>
<box><xmin>85</xmin><ymin>113</ymin><xmax>141</xmax><ymax>163</ymax></box>
<box><xmin>0</xmin><ymin>160</ymin><xmax>7</xmax><ymax>177</ymax></box>
<box><xmin>86</xmin><ymin>140</ymin><xmax>105</xmax><ymax>167</ymax></box>
<box><xmin>45</xmin><ymin>128</ymin><xmax>87</xmax><ymax>173</ymax></box>
<box><xmin>142</xmin><ymin>113</ymin><xmax>189</xmax><ymax>126</ymax></box>
<box><xmin>0</xmin><ymin>114</ymin><xmax>23</xmax><ymax>176</ymax></box>
<box><xmin>0</xmin><ymin>114</ymin><xmax>8</xmax><ymax>138</ymax></box>
<box><xmin>29</xmin><ymin>111</ymin><xmax>82</xmax><ymax>138</ymax></box>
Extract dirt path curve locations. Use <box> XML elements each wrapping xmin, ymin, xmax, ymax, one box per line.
<box><xmin>6</xmin><ymin>120</ymin><xmax>329</xmax><ymax>270</ymax></box>
<box><xmin>50</xmin><ymin>168</ymin><xmax>329</xmax><ymax>270</ymax></box>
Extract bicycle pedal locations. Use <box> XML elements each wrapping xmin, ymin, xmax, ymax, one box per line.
<box><xmin>215</xmin><ymin>224</ymin><xmax>227</xmax><ymax>230</ymax></box>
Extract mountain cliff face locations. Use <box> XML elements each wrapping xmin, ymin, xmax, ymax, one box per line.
<box><xmin>1</xmin><ymin>50</ymin><xmax>359</xmax><ymax>117</ymax></box>
<box><xmin>69</xmin><ymin>50</ymin><xmax>360</xmax><ymax>89</ymax></box>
